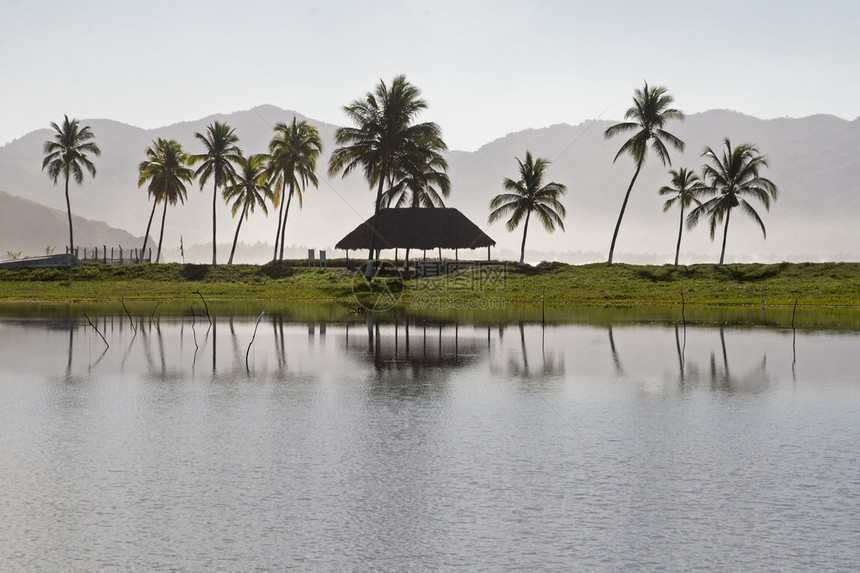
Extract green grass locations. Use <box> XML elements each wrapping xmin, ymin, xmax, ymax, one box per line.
<box><xmin>1</xmin><ymin>260</ymin><xmax>859</xmax><ymax>308</ymax></box>
<box><xmin>403</xmin><ymin>261</ymin><xmax>860</xmax><ymax>307</ymax></box>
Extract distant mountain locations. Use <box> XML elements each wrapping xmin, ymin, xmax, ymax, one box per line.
<box><xmin>1</xmin><ymin>106</ymin><xmax>859</xmax><ymax>264</ymax></box>
<box><xmin>0</xmin><ymin>191</ymin><xmax>140</xmax><ymax>258</ymax></box>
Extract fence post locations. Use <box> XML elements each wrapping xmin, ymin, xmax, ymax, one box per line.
<box><xmin>103</xmin><ymin>245</ymin><xmax>107</xmax><ymax>264</ymax></box>
<box><xmin>148</xmin><ymin>248</ymin><xmax>152</xmax><ymax>262</ymax></box>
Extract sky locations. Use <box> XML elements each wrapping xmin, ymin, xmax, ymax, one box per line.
<box><xmin>1</xmin><ymin>0</ymin><xmax>859</xmax><ymax>151</ymax></box>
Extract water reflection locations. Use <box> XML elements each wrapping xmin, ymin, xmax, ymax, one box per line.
<box><xmin>0</xmin><ymin>308</ymin><xmax>858</xmax><ymax>395</ymax></box>
<box><xmin>3</xmin><ymin>307</ymin><xmax>859</xmax><ymax>571</ymax></box>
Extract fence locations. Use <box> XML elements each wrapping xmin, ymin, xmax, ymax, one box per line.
<box><xmin>69</xmin><ymin>246</ymin><xmax>152</xmax><ymax>265</ymax></box>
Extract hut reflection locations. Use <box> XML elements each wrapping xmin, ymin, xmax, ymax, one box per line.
<box><xmin>345</xmin><ymin>313</ymin><xmax>484</xmax><ymax>370</ymax></box>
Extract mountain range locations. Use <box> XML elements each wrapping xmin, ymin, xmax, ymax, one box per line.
<box><xmin>1</xmin><ymin>105</ymin><xmax>858</xmax><ymax>264</ymax></box>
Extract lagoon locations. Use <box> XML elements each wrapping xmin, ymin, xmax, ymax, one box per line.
<box><xmin>1</xmin><ymin>306</ymin><xmax>859</xmax><ymax>570</ymax></box>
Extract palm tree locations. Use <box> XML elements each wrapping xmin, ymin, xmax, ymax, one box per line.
<box><xmin>138</xmin><ymin>138</ymin><xmax>194</xmax><ymax>263</ymax></box>
<box><xmin>267</xmin><ymin>117</ymin><xmax>322</xmax><ymax>261</ymax></box>
<box><xmin>489</xmin><ymin>151</ymin><xmax>567</xmax><ymax>265</ymax></box>
<box><xmin>381</xmin><ymin>146</ymin><xmax>451</xmax><ymax>208</ymax></box>
<box><xmin>659</xmin><ymin>167</ymin><xmax>704</xmax><ymax>266</ymax></box>
<box><xmin>191</xmin><ymin>121</ymin><xmax>241</xmax><ymax>265</ymax></box>
<box><xmin>604</xmin><ymin>82</ymin><xmax>685</xmax><ymax>265</ymax></box>
<box><xmin>380</xmin><ymin>148</ymin><xmax>451</xmax><ymax>269</ymax></box>
<box><xmin>686</xmin><ymin>139</ymin><xmax>778</xmax><ymax>264</ymax></box>
<box><xmin>224</xmin><ymin>153</ymin><xmax>273</xmax><ymax>265</ymax></box>
<box><xmin>328</xmin><ymin>75</ymin><xmax>446</xmax><ymax>276</ymax></box>
<box><xmin>41</xmin><ymin>115</ymin><xmax>101</xmax><ymax>255</ymax></box>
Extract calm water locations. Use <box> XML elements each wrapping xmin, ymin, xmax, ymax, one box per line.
<box><xmin>1</xmin><ymin>308</ymin><xmax>859</xmax><ymax>571</ymax></box>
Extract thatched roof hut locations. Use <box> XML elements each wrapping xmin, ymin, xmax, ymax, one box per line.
<box><xmin>336</xmin><ymin>208</ymin><xmax>495</xmax><ymax>251</ymax></box>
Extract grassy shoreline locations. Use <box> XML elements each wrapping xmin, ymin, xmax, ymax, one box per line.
<box><xmin>1</xmin><ymin>260</ymin><xmax>859</xmax><ymax>308</ymax></box>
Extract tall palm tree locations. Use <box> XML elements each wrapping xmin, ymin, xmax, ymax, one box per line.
<box><xmin>489</xmin><ymin>151</ymin><xmax>567</xmax><ymax>265</ymax></box>
<box><xmin>328</xmin><ymin>74</ymin><xmax>446</xmax><ymax>276</ymax></box>
<box><xmin>41</xmin><ymin>115</ymin><xmax>101</xmax><ymax>255</ymax></box>
<box><xmin>659</xmin><ymin>167</ymin><xmax>704</xmax><ymax>266</ymax></box>
<box><xmin>138</xmin><ymin>138</ymin><xmax>194</xmax><ymax>263</ymax></box>
<box><xmin>381</xmin><ymin>146</ymin><xmax>450</xmax><ymax>208</ymax></box>
<box><xmin>224</xmin><ymin>153</ymin><xmax>273</xmax><ymax>265</ymax></box>
<box><xmin>686</xmin><ymin>139</ymin><xmax>778</xmax><ymax>264</ymax></box>
<box><xmin>604</xmin><ymin>82</ymin><xmax>685</xmax><ymax>265</ymax></box>
<box><xmin>267</xmin><ymin>117</ymin><xmax>322</xmax><ymax>261</ymax></box>
<box><xmin>191</xmin><ymin>121</ymin><xmax>241</xmax><ymax>265</ymax></box>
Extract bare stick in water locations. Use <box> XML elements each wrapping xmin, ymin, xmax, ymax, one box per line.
<box><xmin>121</xmin><ymin>298</ymin><xmax>137</xmax><ymax>334</ymax></box>
<box><xmin>190</xmin><ymin>307</ymin><xmax>199</xmax><ymax>349</ymax></box>
<box><xmin>194</xmin><ymin>290</ymin><xmax>212</xmax><ymax>325</ymax></box>
<box><xmin>83</xmin><ymin>313</ymin><xmax>109</xmax><ymax>349</ymax></box>
<box><xmin>245</xmin><ymin>312</ymin><xmax>265</xmax><ymax>372</ymax></box>
<box><xmin>150</xmin><ymin>301</ymin><xmax>163</xmax><ymax>320</ymax></box>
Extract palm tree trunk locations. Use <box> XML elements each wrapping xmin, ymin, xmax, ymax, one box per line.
<box><xmin>211</xmin><ymin>181</ymin><xmax>218</xmax><ymax>265</ymax></box>
<box><xmin>366</xmin><ymin>165</ymin><xmax>388</xmax><ymax>278</ymax></box>
<box><xmin>607</xmin><ymin>159</ymin><xmax>643</xmax><ymax>265</ymax></box>
<box><xmin>279</xmin><ymin>181</ymin><xmax>295</xmax><ymax>261</ymax></box>
<box><xmin>64</xmin><ymin>173</ymin><xmax>75</xmax><ymax>255</ymax></box>
<box><xmin>228</xmin><ymin>205</ymin><xmax>247</xmax><ymax>265</ymax></box>
<box><xmin>272</xmin><ymin>181</ymin><xmax>285</xmax><ymax>260</ymax></box>
<box><xmin>156</xmin><ymin>201</ymin><xmax>168</xmax><ymax>264</ymax></box>
<box><xmin>719</xmin><ymin>209</ymin><xmax>731</xmax><ymax>265</ymax></box>
<box><xmin>279</xmin><ymin>186</ymin><xmax>294</xmax><ymax>261</ymax></box>
<box><xmin>674</xmin><ymin>204</ymin><xmax>684</xmax><ymax>266</ymax></box>
<box><xmin>519</xmin><ymin>210</ymin><xmax>532</xmax><ymax>265</ymax></box>
<box><xmin>140</xmin><ymin>200</ymin><xmax>159</xmax><ymax>263</ymax></box>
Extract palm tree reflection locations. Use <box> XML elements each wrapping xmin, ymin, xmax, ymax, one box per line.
<box><xmin>489</xmin><ymin>322</ymin><xmax>565</xmax><ymax>381</ymax></box>
<box><xmin>706</xmin><ymin>327</ymin><xmax>769</xmax><ymax>393</ymax></box>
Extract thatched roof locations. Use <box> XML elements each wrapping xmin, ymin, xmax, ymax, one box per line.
<box><xmin>336</xmin><ymin>208</ymin><xmax>495</xmax><ymax>251</ymax></box>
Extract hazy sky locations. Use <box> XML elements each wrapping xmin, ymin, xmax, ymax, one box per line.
<box><xmin>2</xmin><ymin>0</ymin><xmax>858</xmax><ymax>151</ymax></box>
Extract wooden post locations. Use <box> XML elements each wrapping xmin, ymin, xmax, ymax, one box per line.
<box><xmin>487</xmin><ymin>246</ymin><xmax>491</xmax><ymax>261</ymax></box>
<box><xmin>103</xmin><ymin>245</ymin><xmax>107</xmax><ymax>264</ymax></box>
